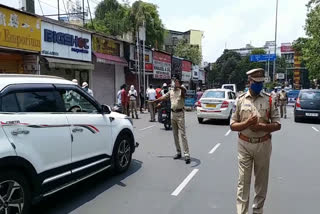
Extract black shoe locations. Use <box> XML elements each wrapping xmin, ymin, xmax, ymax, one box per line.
<box><xmin>173</xmin><ymin>154</ymin><xmax>182</xmax><ymax>160</ymax></box>
<box><xmin>185</xmin><ymin>156</ymin><xmax>191</xmax><ymax>164</ymax></box>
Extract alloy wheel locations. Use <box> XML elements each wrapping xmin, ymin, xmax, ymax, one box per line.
<box><xmin>0</xmin><ymin>180</ymin><xmax>24</xmax><ymax>214</ymax></box>
<box><xmin>118</xmin><ymin>139</ymin><xmax>131</xmax><ymax>168</ymax></box>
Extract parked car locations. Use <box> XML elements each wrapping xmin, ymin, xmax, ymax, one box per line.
<box><xmin>0</xmin><ymin>74</ymin><xmax>138</xmax><ymax>214</ymax></box>
<box><xmin>287</xmin><ymin>90</ymin><xmax>300</xmax><ymax>105</ymax></box>
<box><xmin>294</xmin><ymin>89</ymin><xmax>320</xmax><ymax>122</ymax></box>
<box><xmin>196</xmin><ymin>89</ymin><xmax>236</xmax><ymax>124</ymax></box>
<box><xmin>221</xmin><ymin>84</ymin><xmax>237</xmax><ymax>94</ymax></box>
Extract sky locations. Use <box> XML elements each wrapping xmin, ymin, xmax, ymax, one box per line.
<box><xmin>0</xmin><ymin>0</ymin><xmax>309</xmax><ymax>62</ymax></box>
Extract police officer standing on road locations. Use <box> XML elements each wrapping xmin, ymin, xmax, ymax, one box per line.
<box><xmin>152</xmin><ymin>77</ymin><xmax>191</xmax><ymax>164</ymax></box>
<box><xmin>230</xmin><ymin>68</ymin><xmax>281</xmax><ymax>214</ymax></box>
<box><xmin>278</xmin><ymin>86</ymin><xmax>288</xmax><ymax>119</ymax></box>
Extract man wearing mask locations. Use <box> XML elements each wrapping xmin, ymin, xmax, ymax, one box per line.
<box><xmin>128</xmin><ymin>85</ymin><xmax>139</xmax><ymax>119</ymax></box>
<box><xmin>82</xmin><ymin>82</ymin><xmax>94</xmax><ymax>97</ymax></box>
<box><xmin>230</xmin><ymin>68</ymin><xmax>281</xmax><ymax>214</ymax></box>
<box><xmin>278</xmin><ymin>86</ymin><xmax>288</xmax><ymax>119</ymax></box>
<box><xmin>152</xmin><ymin>77</ymin><xmax>191</xmax><ymax>164</ymax></box>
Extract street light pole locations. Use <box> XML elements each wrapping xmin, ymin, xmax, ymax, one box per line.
<box><xmin>273</xmin><ymin>0</ymin><xmax>279</xmax><ymax>82</ymax></box>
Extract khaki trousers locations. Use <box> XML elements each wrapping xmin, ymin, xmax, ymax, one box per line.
<box><xmin>129</xmin><ymin>100</ymin><xmax>138</xmax><ymax>118</ymax></box>
<box><xmin>148</xmin><ymin>102</ymin><xmax>156</xmax><ymax>121</ymax></box>
<box><xmin>237</xmin><ymin>139</ymin><xmax>272</xmax><ymax>214</ymax></box>
<box><xmin>122</xmin><ymin>103</ymin><xmax>128</xmax><ymax>115</ymax></box>
<box><xmin>279</xmin><ymin>100</ymin><xmax>287</xmax><ymax>118</ymax></box>
<box><xmin>171</xmin><ymin>111</ymin><xmax>190</xmax><ymax>156</ymax></box>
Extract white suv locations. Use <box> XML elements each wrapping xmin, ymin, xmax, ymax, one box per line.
<box><xmin>0</xmin><ymin>74</ymin><xmax>137</xmax><ymax>214</ymax></box>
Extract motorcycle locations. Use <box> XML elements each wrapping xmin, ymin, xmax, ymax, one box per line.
<box><xmin>158</xmin><ymin>101</ymin><xmax>171</xmax><ymax>130</ymax></box>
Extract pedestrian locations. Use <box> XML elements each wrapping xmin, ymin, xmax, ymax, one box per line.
<box><xmin>139</xmin><ymin>86</ymin><xmax>145</xmax><ymax>113</ymax></box>
<box><xmin>121</xmin><ymin>84</ymin><xmax>129</xmax><ymax>115</ymax></box>
<box><xmin>82</xmin><ymin>82</ymin><xmax>94</xmax><ymax>97</ymax></box>
<box><xmin>72</xmin><ymin>79</ymin><xmax>78</xmax><ymax>85</ymax></box>
<box><xmin>230</xmin><ymin>68</ymin><xmax>281</xmax><ymax>214</ymax></box>
<box><xmin>128</xmin><ymin>85</ymin><xmax>139</xmax><ymax>119</ymax></box>
<box><xmin>271</xmin><ymin>88</ymin><xmax>279</xmax><ymax>107</ymax></box>
<box><xmin>278</xmin><ymin>86</ymin><xmax>288</xmax><ymax>119</ymax></box>
<box><xmin>161</xmin><ymin>83</ymin><xmax>169</xmax><ymax>96</ymax></box>
<box><xmin>156</xmin><ymin>86</ymin><xmax>162</xmax><ymax>99</ymax></box>
<box><xmin>147</xmin><ymin>84</ymin><xmax>156</xmax><ymax>122</ymax></box>
<box><xmin>117</xmin><ymin>86</ymin><xmax>122</xmax><ymax>105</ymax></box>
<box><xmin>152</xmin><ymin>77</ymin><xmax>191</xmax><ymax>164</ymax></box>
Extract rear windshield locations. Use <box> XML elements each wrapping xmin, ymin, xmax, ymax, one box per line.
<box><xmin>223</xmin><ymin>86</ymin><xmax>234</xmax><ymax>91</ymax></box>
<box><xmin>203</xmin><ymin>91</ymin><xmax>225</xmax><ymax>99</ymax></box>
<box><xmin>300</xmin><ymin>91</ymin><xmax>320</xmax><ymax>100</ymax></box>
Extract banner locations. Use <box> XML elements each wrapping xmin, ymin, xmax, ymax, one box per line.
<box><xmin>182</xmin><ymin>60</ymin><xmax>192</xmax><ymax>82</ymax></box>
<box><xmin>153</xmin><ymin>51</ymin><xmax>171</xmax><ymax>79</ymax></box>
<box><xmin>0</xmin><ymin>7</ymin><xmax>41</xmax><ymax>51</ymax></box>
<box><xmin>92</xmin><ymin>35</ymin><xmax>120</xmax><ymax>56</ymax></box>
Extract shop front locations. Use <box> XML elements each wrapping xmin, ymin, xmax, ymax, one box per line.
<box><xmin>0</xmin><ymin>5</ymin><xmax>41</xmax><ymax>74</ymax></box>
<box><xmin>40</xmin><ymin>19</ymin><xmax>93</xmax><ymax>86</ymax></box>
<box><xmin>92</xmin><ymin>34</ymin><xmax>127</xmax><ymax>105</ymax></box>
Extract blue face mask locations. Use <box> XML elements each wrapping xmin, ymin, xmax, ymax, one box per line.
<box><xmin>250</xmin><ymin>82</ymin><xmax>263</xmax><ymax>94</ymax></box>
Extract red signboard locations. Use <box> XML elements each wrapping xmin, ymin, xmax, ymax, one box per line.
<box><xmin>145</xmin><ymin>63</ymin><xmax>153</xmax><ymax>71</ymax></box>
<box><xmin>153</xmin><ymin>51</ymin><xmax>171</xmax><ymax>63</ymax></box>
<box><xmin>153</xmin><ymin>51</ymin><xmax>171</xmax><ymax>79</ymax></box>
<box><xmin>281</xmin><ymin>45</ymin><xmax>294</xmax><ymax>53</ymax></box>
<box><xmin>182</xmin><ymin>60</ymin><xmax>192</xmax><ymax>72</ymax></box>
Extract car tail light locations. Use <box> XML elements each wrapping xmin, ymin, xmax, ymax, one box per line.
<box><xmin>196</xmin><ymin>101</ymin><xmax>202</xmax><ymax>107</ymax></box>
<box><xmin>221</xmin><ymin>101</ymin><xmax>229</xmax><ymax>109</ymax></box>
<box><xmin>296</xmin><ymin>98</ymin><xmax>301</xmax><ymax>109</ymax></box>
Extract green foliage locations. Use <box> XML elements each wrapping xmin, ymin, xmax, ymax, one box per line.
<box><xmin>130</xmin><ymin>1</ymin><xmax>165</xmax><ymax>49</ymax></box>
<box><xmin>173</xmin><ymin>39</ymin><xmax>202</xmax><ymax>65</ymax></box>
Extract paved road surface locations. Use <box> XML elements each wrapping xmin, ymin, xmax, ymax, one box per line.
<box><xmin>33</xmin><ymin>107</ymin><xmax>320</xmax><ymax>214</ymax></box>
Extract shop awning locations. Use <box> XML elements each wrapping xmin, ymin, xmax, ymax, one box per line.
<box><xmin>94</xmin><ymin>52</ymin><xmax>128</xmax><ymax>66</ymax></box>
<box><xmin>45</xmin><ymin>57</ymin><xmax>94</xmax><ymax>70</ymax></box>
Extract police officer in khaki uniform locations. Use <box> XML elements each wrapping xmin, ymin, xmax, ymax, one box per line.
<box><xmin>152</xmin><ymin>77</ymin><xmax>191</xmax><ymax>164</ymax></box>
<box><xmin>278</xmin><ymin>86</ymin><xmax>288</xmax><ymax>119</ymax></box>
<box><xmin>230</xmin><ymin>68</ymin><xmax>281</xmax><ymax>214</ymax></box>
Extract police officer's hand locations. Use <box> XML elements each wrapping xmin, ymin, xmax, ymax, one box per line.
<box><xmin>246</xmin><ymin>114</ymin><xmax>258</xmax><ymax>126</ymax></box>
<box><xmin>250</xmin><ymin>123</ymin><xmax>266</xmax><ymax>132</ymax></box>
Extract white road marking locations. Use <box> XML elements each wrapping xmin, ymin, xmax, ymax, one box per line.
<box><xmin>171</xmin><ymin>169</ymin><xmax>199</xmax><ymax>196</ymax></box>
<box><xmin>139</xmin><ymin>125</ymin><xmax>155</xmax><ymax>131</ymax></box>
<box><xmin>312</xmin><ymin>127</ymin><xmax>319</xmax><ymax>132</ymax></box>
<box><xmin>209</xmin><ymin>143</ymin><xmax>221</xmax><ymax>154</ymax></box>
<box><xmin>225</xmin><ymin>130</ymin><xmax>231</xmax><ymax>136</ymax></box>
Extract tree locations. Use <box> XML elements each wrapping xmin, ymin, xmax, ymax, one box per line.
<box><xmin>87</xmin><ymin>0</ymin><xmax>131</xmax><ymax>36</ymax></box>
<box><xmin>130</xmin><ymin>1</ymin><xmax>165</xmax><ymax>49</ymax></box>
<box><xmin>173</xmin><ymin>39</ymin><xmax>202</xmax><ymax>65</ymax></box>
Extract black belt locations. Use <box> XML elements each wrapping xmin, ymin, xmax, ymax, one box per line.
<box><xmin>171</xmin><ymin>109</ymin><xmax>183</xmax><ymax>113</ymax></box>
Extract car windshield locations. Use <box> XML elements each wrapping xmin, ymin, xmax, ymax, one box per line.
<box><xmin>223</xmin><ymin>86</ymin><xmax>234</xmax><ymax>91</ymax></box>
<box><xmin>203</xmin><ymin>91</ymin><xmax>225</xmax><ymax>99</ymax></box>
<box><xmin>300</xmin><ymin>91</ymin><xmax>320</xmax><ymax>100</ymax></box>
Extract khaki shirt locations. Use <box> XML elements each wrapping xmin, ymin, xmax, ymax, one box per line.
<box><xmin>164</xmin><ymin>87</ymin><xmax>185</xmax><ymax>111</ymax></box>
<box><xmin>231</xmin><ymin>91</ymin><xmax>281</xmax><ymax>138</ymax></box>
<box><xmin>279</xmin><ymin>91</ymin><xmax>287</xmax><ymax>101</ymax></box>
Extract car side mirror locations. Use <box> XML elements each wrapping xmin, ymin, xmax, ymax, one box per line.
<box><xmin>102</xmin><ymin>104</ymin><xmax>111</xmax><ymax>114</ymax></box>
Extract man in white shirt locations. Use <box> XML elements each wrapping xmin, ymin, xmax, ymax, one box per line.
<box><xmin>147</xmin><ymin>84</ymin><xmax>157</xmax><ymax>122</ymax></box>
<box><xmin>128</xmin><ymin>85</ymin><xmax>139</xmax><ymax>119</ymax></box>
<box><xmin>82</xmin><ymin>82</ymin><xmax>94</xmax><ymax>97</ymax></box>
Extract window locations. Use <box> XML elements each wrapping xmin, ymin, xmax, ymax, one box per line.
<box><xmin>1</xmin><ymin>91</ymin><xmax>61</xmax><ymax>112</ymax></box>
<box><xmin>300</xmin><ymin>91</ymin><xmax>320</xmax><ymax>101</ymax></box>
<box><xmin>59</xmin><ymin>89</ymin><xmax>98</xmax><ymax>113</ymax></box>
<box><xmin>203</xmin><ymin>91</ymin><xmax>225</xmax><ymax>99</ymax></box>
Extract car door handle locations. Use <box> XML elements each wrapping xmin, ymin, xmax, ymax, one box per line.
<box><xmin>72</xmin><ymin>128</ymin><xmax>83</xmax><ymax>133</ymax></box>
<box><xmin>109</xmin><ymin>117</ymin><xmax>115</xmax><ymax>122</ymax></box>
<box><xmin>11</xmin><ymin>129</ymin><xmax>30</xmax><ymax>136</ymax></box>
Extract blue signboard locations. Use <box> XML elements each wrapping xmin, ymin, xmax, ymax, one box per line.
<box><xmin>250</xmin><ymin>54</ymin><xmax>276</xmax><ymax>62</ymax></box>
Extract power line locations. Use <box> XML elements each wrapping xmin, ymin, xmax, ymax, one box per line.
<box><xmin>37</xmin><ymin>0</ymin><xmax>44</xmax><ymax>15</ymax></box>
<box><xmin>39</xmin><ymin>0</ymin><xmax>68</xmax><ymax>13</ymax></box>
<box><xmin>62</xmin><ymin>0</ymin><xmax>70</xmax><ymax>21</ymax></box>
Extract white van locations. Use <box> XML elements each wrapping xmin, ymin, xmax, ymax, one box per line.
<box><xmin>221</xmin><ymin>84</ymin><xmax>237</xmax><ymax>93</ymax></box>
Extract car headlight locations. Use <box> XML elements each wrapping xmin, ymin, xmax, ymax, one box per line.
<box><xmin>125</xmin><ymin>117</ymin><xmax>133</xmax><ymax>125</ymax></box>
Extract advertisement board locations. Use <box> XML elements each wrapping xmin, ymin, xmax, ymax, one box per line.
<box><xmin>281</xmin><ymin>43</ymin><xmax>294</xmax><ymax>53</ymax></box>
<box><xmin>92</xmin><ymin>35</ymin><xmax>120</xmax><ymax>56</ymax></box>
<box><xmin>192</xmin><ymin>65</ymin><xmax>199</xmax><ymax>79</ymax></box>
<box><xmin>0</xmin><ymin>7</ymin><xmax>41</xmax><ymax>51</ymax></box>
<box><xmin>153</xmin><ymin>51</ymin><xmax>171</xmax><ymax>79</ymax></box>
<box><xmin>182</xmin><ymin>60</ymin><xmax>192</xmax><ymax>82</ymax></box>
<box><xmin>41</xmin><ymin>21</ymin><xmax>91</xmax><ymax>61</ymax></box>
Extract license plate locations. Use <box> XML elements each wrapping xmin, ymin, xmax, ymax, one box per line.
<box><xmin>206</xmin><ymin>104</ymin><xmax>216</xmax><ymax>108</ymax></box>
<box><xmin>162</xmin><ymin>114</ymin><xmax>167</xmax><ymax>117</ymax></box>
<box><xmin>306</xmin><ymin>113</ymin><xmax>319</xmax><ymax>117</ymax></box>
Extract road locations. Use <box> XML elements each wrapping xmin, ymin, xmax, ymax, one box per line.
<box><xmin>33</xmin><ymin>106</ymin><xmax>320</xmax><ymax>214</ymax></box>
